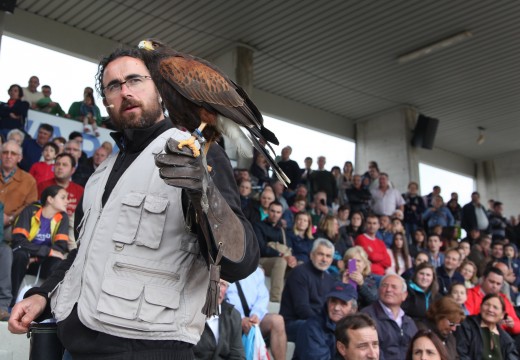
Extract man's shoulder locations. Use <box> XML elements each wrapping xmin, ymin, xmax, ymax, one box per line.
<box><xmin>15</xmin><ymin>168</ymin><xmax>36</xmax><ymax>183</ymax></box>
<box><xmin>67</xmin><ymin>181</ymin><xmax>84</xmax><ymax>192</ymax></box>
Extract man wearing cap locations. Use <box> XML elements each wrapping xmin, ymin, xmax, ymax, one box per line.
<box><xmin>294</xmin><ymin>282</ymin><xmax>358</xmax><ymax>360</ymax></box>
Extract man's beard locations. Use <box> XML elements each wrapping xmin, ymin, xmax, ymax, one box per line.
<box><xmin>111</xmin><ymin>97</ymin><xmax>163</xmax><ymax>130</ymax></box>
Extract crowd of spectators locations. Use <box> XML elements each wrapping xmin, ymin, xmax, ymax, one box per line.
<box><xmin>2</xmin><ymin>76</ymin><xmax>520</xmax><ymax>359</ymax></box>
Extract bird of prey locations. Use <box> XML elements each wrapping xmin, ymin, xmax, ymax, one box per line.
<box><xmin>138</xmin><ymin>39</ymin><xmax>289</xmax><ymax>186</ymax></box>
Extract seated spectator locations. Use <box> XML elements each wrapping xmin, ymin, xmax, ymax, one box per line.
<box><xmin>53</xmin><ymin>136</ymin><xmax>66</xmax><ymax>154</ymax></box>
<box><xmin>10</xmin><ymin>185</ymin><xmax>69</xmax><ymax>306</ymax></box>
<box><xmin>282</xmin><ymin>195</ymin><xmax>307</xmax><ymax>230</ymax></box>
<box><xmin>226</xmin><ymin>268</ymin><xmax>286</xmax><ymax>360</ymax></box>
<box><xmin>387</xmin><ymin>232</ymin><xmax>412</xmax><ymax>275</ymax></box>
<box><xmin>85</xmin><ymin>145</ymin><xmax>110</xmax><ymax>176</ymax></box>
<box><xmin>192</xmin><ymin>279</ymin><xmax>245</xmax><ymax>360</ymax></box>
<box><xmin>294</xmin><ymin>282</ymin><xmax>357</xmax><ymax>360</ymax></box>
<box><xmin>422</xmin><ymin>195</ymin><xmax>454</xmax><ymax>232</ymax></box>
<box><xmin>409</xmin><ymin>228</ymin><xmax>427</xmax><ymax>259</ymax></box>
<box><xmin>449</xmin><ymin>283</ymin><xmax>469</xmax><ymax>315</ymax></box>
<box><xmin>238</xmin><ymin>179</ymin><xmax>253</xmax><ymax>213</ymax></box>
<box><xmin>406</xmin><ymin>330</ymin><xmax>449</xmax><ymax>360</ymax></box>
<box><xmin>342</xmin><ymin>246</ymin><xmax>378</xmax><ymax>309</ymax></box>
<box><xmin>277</xmin><ymin>145</ymin><xmax>301</xmax><ymax>191</ymax></box>
<box><xmin>416</xmin><ymin>297</ymin><xmax>465</xmax><ymax>359</ymax></box>
<box><xmin>464</xmin><ymin>267</ymin><xmax>520</xmax><ymax>335</ymax></box>
<box><xmin>402</xmin><ymin>251</ymin><xmax>430</xmax><ymax>281</ymax></box>
<box><xmin>0</xmin><ymin>84</ymin><xmax>29</xmax><ymax>130</ymax></box>
<box><xmin>376</xmin><ymin>215</ymin><xmax>393</xmax><ymax>248</ymax></box>
<box><xmin>68</xmin><ymin>132</ymin><xmax>89</xmax><ymax>165</ymax></box>
<box><xmin>253</xmin><ymin>201</ymin><xmax>296</xmax><ymax>302</ymax></box>
<box><xmin>29</xmin><ymin>142</ymin><xmax>59</xmax><ymax>184</ymax></box>
<box><xmin>0</xmin><ymin>141</ymin><xmax>38</xmax><ymax>235</ymax></box>
<box><xmin>68</xmin><ymin>87</ymin><xmax>102</xmax><ymax>126</ymax></box>
<box><xmin>0</xmin><ymin>203</ymin><xmax>11</xmax><ymax>321</ymax></box>
<box><xmin>22</xmin><ymin>76</ymin><xmax>43</xmax><ymax>109</ymax></box>
<box><xmin>402</xmin><ymin>262</ymin><xmax>441</xmax><ymax>323</ymax></box>
<box><xmin>436</xmin><ymin>248</ymin><xmax>464</xmax><ymax>295</ymax></box>
<box><xmin>402</xmin><ymin>181</ymin><xmax>426</xmax><ymax>244</ymax></box>
<box><xmin>64</xmin><ymin>140</ymin><xmax>91</xmax><ymax>187</ymax></box>
<box><xmin>37</xmin><ymin>153</ymin><xmax>84</xmax><ymax>219</ymax></box>
<box><xmin>335</xmin><ymin>313</ymin><xmax>380</xmax><ymax>360</ymax></box>
<box><xmin>280</xmin><ymin>238</ymin><xmax>335</xmax><ymax>342</ymax></box>
<box><xmin>426</xmin><ymin>234</ymin><xmax>444</xmax><ymax>269</ymax></box>
<box><xmin>467</xmin><ymin>234</ymin><xmax>491</xmax><ymax>276</ymax></box>
<box><xmin>35</xmin><ymin>85</ymin><xmax>66</xmax><ymax>117</ymax></box>
<box><xmin>370</xmin><ymin>173</ymin><xmax>404</xmax><ymax>217</ymax></box>
<box><xmin>19</xmin><ymin>123</ymin><xmax>54</xmax><ymax>172</ymax></box>
<box><xmin>243</xmin><ymin>187</ymin><xmax>274</xmax><ymax>224</ymax></box>
<box><xmin>271</xmin><ymin>179</ymin><xmax>289</xmax><ymax>212</ymax></box>
<box><xmin>6</xmin><ymin>128</ymin><xmax>25</xmax><ymax>145</ymax></box>
<box><xmin>316</xmin><ymin>215</ymin><xmax>347</xmax><ymax>278</ymax></box>
<box><xmin>288</xmin><ymin>212</ymin><xmax>314</xmax><ymax>265</ymax></box>
<box><xmin>502</xmin><ymin>243</ymin><xmax>520</xmax><ymax>287</ymax></box>
<box><xmin>336</xmin><ymin>205</ymin><xmax>350</xmax><ymax>228</ymax></box>
<box><xmin>354</xmin><ymin>214</ymin><xmax>391</xmax><ymax>277</ymax></box>
<box><xmin>457</xmin><ymin>293</ymin><xmax>519</xmax><ymax>359</ymax></box>
<box><xmin>310</xmin><ymin>191</ymin><xmax>333</xmax><ymax>227</ymax></box>
<box><xmin>491</xmin><ymin>240</ymin><xmax>505</xmax><ymax>262</ymax></box>
<box><xmin>457</xmin><ymin>239</ymin><xmax>471</xmax><ymax>261</ymax></box>
<box><xmin>339</xmin><ymin>211</ymin><xmax>364</xmax><ymax>248</ymax></box>
<box><xmin>249</xmin><ymin>152</ymin><xmax>270</xmax><ymax>188</ymax></box>
<box><xmin>345</xmin><ymin>174</ymin><xmax>372</xmax><ymax>218</ymax></box>
<box><xmin>458</xmin><ymin>259</ymin><xmax>478</xmax><ymax>289</ymax></box>
<box><xmin>494</xmin><ymin>261</ymin><xmax>518</xmax><ymax>303</ymax></box>
<box><xmin>80</xmin><ymin>92</ymin><xmax>101</xmax><ymax>136</ymax></box>
<box><xmin>361</xmin><ymin>274</ymin><xmax>418</xmax><ymax>360</ymax></box>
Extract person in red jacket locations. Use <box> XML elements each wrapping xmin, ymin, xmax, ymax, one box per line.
<box><xmin>465</xmin><ymin>266</ymin><xmax>520</xmax><ymax>335</ymax></box>
<box><xmin>355</xmin><ymin>214</ymin><xmax>391</xmax><ymax>276</ymax></box>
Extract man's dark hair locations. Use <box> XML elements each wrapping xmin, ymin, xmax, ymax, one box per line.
<box><xmin>42</xmin><ymin>85</ymin><xmax>51</xmax><ymax>90</ymax></box>
<box><xmin>493</xmin><ymin>201</ymin><xmax>503</xmax><ymax>208</ymax></box>
<box><xmin>56</xmin><ymin>153</ymin><xmax>76</xmax><ymax>169</ymax></box>
<box><xmin>38</xmin><ymin>123</ymin><xmax>54</xmax><ymax>135</ymax></box>
<box><xmin>268</xmin><ymin>200</ymin><xmax>283</xmax><ymax>209</ymax></box>
<box><xmin>483</xmin><ymin>266</ymin><xmax>504</xmax><ymax>279</ymax></box>
<box><xmin>335</xmin><ymin>313</ymin><xmax>376</xmax><ymax>347</ymax></box>
<box><xmin>68</xmin><ymin>131</ymin><xmax>83</xmax><ymax>141</ymax></box>
<box><xmin>471</xmin><ymin>191</ymin><xmax>480</xmax><ymax>197</ymax></box>
<box><xmin>96</xmin><ymin>48</ymin><xmax>144</xmax><ymax>98</ymax></box>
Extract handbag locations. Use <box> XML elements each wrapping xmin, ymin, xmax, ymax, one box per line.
<box><xmin>266</xmin><ymin>228</ymin><xmax>292</xmax><ymax>256</ymax></box>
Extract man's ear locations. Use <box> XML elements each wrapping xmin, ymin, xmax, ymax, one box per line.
<box><xmin>337</xmin><ymin>341</ymin><xmax>347</xmax><ymax>357</ymax></box>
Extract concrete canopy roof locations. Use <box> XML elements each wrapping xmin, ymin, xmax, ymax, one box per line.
<box><xmin>4</xmin><ymin>1</ymin><xmax>520</xmax><ymax>161</ymax></box>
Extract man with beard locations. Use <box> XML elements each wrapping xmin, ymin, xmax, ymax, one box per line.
<box><xmin>8</xmin><ymin>47</ymin><xmax>259</xmax><ymax>360</ymax></box>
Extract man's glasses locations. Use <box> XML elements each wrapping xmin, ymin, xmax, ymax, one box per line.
<box><xmin>2</xmin><ymin>150</ymin><xmax>20</xmax><ymax>156</ymax></box>
<box><xmin>448</xmin><ymin>322</ymin><xmax>461</xmax><ymax>327</ymax></box>
<box><xmin>103</xmin><ymin>75</ymin><xmax>152</xmax><ymax>98</ymax></box>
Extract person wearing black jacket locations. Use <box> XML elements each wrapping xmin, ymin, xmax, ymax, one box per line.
<box><xmin>8</xmin><ymin>47</ymin><xmax>259</xmax><ymax>360</ymax></box>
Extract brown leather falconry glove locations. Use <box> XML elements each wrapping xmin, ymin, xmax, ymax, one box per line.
<box><xmin>155</xmin><ymin>138</ymin><xmax>246</xmax><ymax>316</ymax></box>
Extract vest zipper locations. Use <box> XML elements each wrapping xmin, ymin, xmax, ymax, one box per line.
<box><xmin>113</xmin><ymin>262</ymin><xmax>181</xmax><ymax>281</ymax></box>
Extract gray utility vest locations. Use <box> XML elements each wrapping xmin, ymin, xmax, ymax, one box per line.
<box><xmin>51</xmin><ymin>128</ymin><xmax>209</xmax><ymax>343</ymax></box>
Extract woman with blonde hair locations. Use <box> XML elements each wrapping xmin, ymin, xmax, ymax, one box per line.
<box><xmin>342</xmin><ymin>246</ymin><xmax>377</xmax><ymax>308</ymax></box>
<box><xmin>288</xmin><ymin>212</ymin><xmax>314</xmax><ymax>264</ymax></box>
<box><xmin>458</xmin><ymin>259</ymin><xmax>478</xmax><ymax>288</ymax></box>
<box><xmin>316</xmin><ymin>215</ymin><xmax>347</xmax><ymax>278</ymax></box>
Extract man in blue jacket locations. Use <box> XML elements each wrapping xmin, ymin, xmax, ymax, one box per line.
<box><xmin>294</xmin><ymin>282</ymin><xmax>358</xmax><ymax>359</ymax></box>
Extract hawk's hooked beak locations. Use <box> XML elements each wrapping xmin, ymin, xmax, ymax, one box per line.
<box><xmin>138</xmin><ymin>40</ymin><xmax>154</xmax><ymax>51</ymax></box>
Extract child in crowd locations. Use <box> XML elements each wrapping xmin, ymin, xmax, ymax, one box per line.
<box><xmin>457</xmin><ymin>240</ymin><xmax>471</xmax><ymax>261</ymax></box>
<box><xmin>458</xmin><ymin>259</ymin><xmax>478</xmax><ymax>288</ymax></box>
<box><xmin>80</xmin><ymin>92</ymin><xmax>100</xmax><ymax>137</ymax></box>
<box><xmin>336</xmin><ymin>205</ymin><xmax>350</xmax><ymax>228</ymax></box>
<box><xmin>387</xmin><ymin>232</ymin><xmax>412</xmax><ymax>275</ymax></box>
<box><xmin>449</xmin><ymin>283</ymin><xmax>469</xmax><ymax>315</ymax></box>
<box><xmin>427</xmin><ymin>234</ymin><xmax>444</xmax><ymax>268</ymax></box>
<box><xmin>29</xmin><ymin>142</ymin><xmax>59</xmax><ymax>184</ymax></box>
<box><xmin>503</xmin><ymin>243</ymin><xmax>520</xmax><ymax>281</ymax></box>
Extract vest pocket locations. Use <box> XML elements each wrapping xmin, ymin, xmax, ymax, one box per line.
<box><xmin>97</xmin><ymin>278</ymin><xmax>143</xmax><ymax>320</ymax></box>
<box><xmin>112</xmin><ymin>193</ymin><xmax>169</xmax><ymax>249</ymax></box>
<box><xmin>140</xmin><ymin>284</ymin><xmax>179</xmax><ymax>323</ymax></box>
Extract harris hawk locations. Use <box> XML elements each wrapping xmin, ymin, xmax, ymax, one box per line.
<box><xmin>137</xmin><ymin>39</ymin><xmax>289</xmax><ymax>186</ymax></box>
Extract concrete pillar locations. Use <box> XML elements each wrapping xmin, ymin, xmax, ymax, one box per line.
<box><xmin>355</xmin><ymin>106</ymin><xmax>419</xmax><ymax>191</ymax></box>
<box><xmin>211</xmin><ymin>45</ymin><xmax>255</xmax><ymax>169</ymax></box>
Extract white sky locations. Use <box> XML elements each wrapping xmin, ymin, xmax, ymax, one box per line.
<box><xmin>0</xmin><ymin>35</ymin><xmax>475</xmax><ymax>201</ymax></box>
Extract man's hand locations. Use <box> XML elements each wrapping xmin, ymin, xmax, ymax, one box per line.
<box><xmin>502</xmin><ymin>314</ymin><xmax>515</xmax><ymax>329</ymax></box>
<box><xmin>285</xmin><ymin>255</ymin><xmax>298</xmax><ymax>268</ymax></box>
<box><xmin>241</xmin><ymin>314</ymin><xmax>260</xmax><ymax>335</ymax></box>
<box><xmin>155</xmin><ymin>138</ymin><xmax>204</xmax><ymax>193</ymax></box>
<box><xmin>8</xmin><ymin>294</ymin><xmax>47</xmax><ymax>334</ymax></box>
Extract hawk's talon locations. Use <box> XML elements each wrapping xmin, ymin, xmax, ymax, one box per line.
<box><xmin>177</xmin><ymin>137</ymin><xmax>200</xmax><ymax>157</ymax></box>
